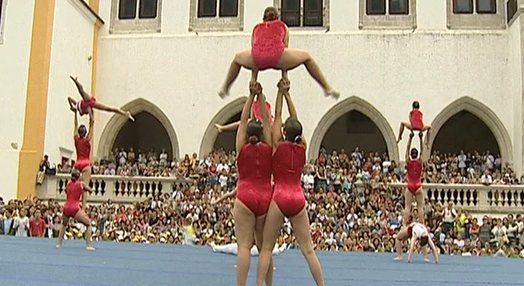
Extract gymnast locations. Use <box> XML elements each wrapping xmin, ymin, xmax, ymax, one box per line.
<box><xmin>73</xmin><ymin>110</ymin><xmax>94</xmax><ymax>186</ymax></box>
<box><xmin>403</xmin><ymin>132</ymin><xmax>425</xmax><ymax>226</ymax></box>
<box><xmin>395</xmin><ymin>222</ymin><xmax>439</xmax><ymax>264</ymax></box>
<box><xmin>397</xmin><ymin>101</ymin><xmax>431</xmax><ymax>147</ymax></box>
<box><xmin>215</xmin><ymin>101</ymin><xmax>273</xmax><ymax>133</ymax></box>
<box><xmin>56</xmin><ymin>169</ymin><xmax>95</xmax><ymax>250</ymax></box>
<box><xmin>233</xmin><ymin>81</ymin><xmax>274</xmax><ymax>286</ymax></box>
<box><xmin>218</xmin><ymin>6</ymin><xmax>339</xmax><ymax>99</ymax></box>
<box><xmin>256</xmin><ymin>78</ymin><xmax>325</xmax><ymax>286</ymax></box>
<box><xmin>67</xmin><ymin>76</ymin><xmax>135</xmax><ymax>122</ymax></box>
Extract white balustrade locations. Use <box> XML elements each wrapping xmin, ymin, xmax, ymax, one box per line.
<box><xmin>38</xmin><ymin>175</ymin><xmax>524</xmax><ymax>214</ymax></box>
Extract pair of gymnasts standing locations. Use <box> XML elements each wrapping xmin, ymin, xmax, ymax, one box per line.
<box><xmin>58</xmin><ymin>76</ymin><xmax>135</xmax><ymax>250</ymax></box>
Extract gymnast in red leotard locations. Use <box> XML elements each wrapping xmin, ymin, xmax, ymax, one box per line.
<box><xmin>219</xmin><ymin>7</ymin><xmax>339</xmax><ymax>99</ymax></box>
<box><xmin>404</xmin><ymin>132</ymin><xmax>425</xmax><ymax>226</ymax></box>
<box><xmin>56</xmin><ymin>170</ymin><xmax>95</xmax><ymax>250</ymax></box>
<box><xmin>67</xmin><ymin>76</ymin><xmax>135</xmax><ymax>121</ymax></box>
<box><xmin>73</xmin><ymin>109</ymin><xmax>94</xmax><ymax>186</ymax></box>
<box><xmin>398</xmin><ymin>101</ymin><xmax>431</xmax><ymax>147</ymax></box>
<box><xmin>233</xmin><ymin>81</ymin><xmax>274</xmax><ymax>286</ymax></box>
<box><xmin>215</xmin><ymin>100</ymin><xmax>274</xmax><ymax>133</ymax></box>
<box><xmin>256</xmin><ymin>79</ymin><xmax>325</xmax><ymax>286</ymax></box>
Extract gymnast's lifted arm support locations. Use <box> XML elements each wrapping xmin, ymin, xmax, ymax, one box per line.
<box><xmin>405</xmin><ymin>133</ymin><xmax>414</xmax><ymax>162</ymax></box>
<box><xmin>418</xmin><ymin>132</ymin><xmax>424</xmax><ymax>161</ymax></box>
<box><xmin>257</xmin><ymin>91</ymin><xmax>272</xmax><ymax>146</ymax></box>
<box><xmin>272</xmin><ymin>88</ymin><xmax>285</xmax><ymax>148</ymax></box>
<box><xmin>87</xmin><ymin>110</ymin><xmax>94</xmax><ymax>142</ymax></box>
<box><xmin>235</xmin><ymin>82</ymin><xmax>257</xmax><ymax>152</ymax></box>
<box><xmin>213</xmin><ymin>187</ymin><xmax>238</xmax><ymax>205</ymax></box>
<box><xmin>73</xmin><ymin>111</ymin><xmax>79</xmax><ymax>139</ymax></box>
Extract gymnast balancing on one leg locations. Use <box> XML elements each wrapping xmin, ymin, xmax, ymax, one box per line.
<box><xmin>67</xmin><ymin>76</ymin><xmax>135</xmax><ymax>122</ymax></box>
<box><xmin>403</xmin><ymin>132</ymin><xmax>425</xmax><ymax>226</ymax></box>
<box><xmin>233</xmin><ymin>81</ymin><xmax>275</xmax><ymax>286</ymax></box>
<box><xmin>215</xmin><ymin>101</ymin><xmax>273</xmax><ymax>133</ymax></box>
<box><xmin>73</xmin><ymin>109</ymin><xmax>94</xmax><ymax>186</ymax></box>
<box><xmin>395</xmin><ymin>222</ymin><xmax>439</xmax><ymax>264</ymax></box>
<box><xmin>397</xmin><ymin>101</ymin><xmax>431</xmax><ymax>147</ymax></box>
<box><xmin>256</xmin><ymin>79</ymin><xmax>326</xmax><ymax>286</ymax></box>
<box><xmin>218</xmin><ymin>6</ymin><xmax>339</xmax><ymax>99</ymax></box>
<box><xmin>56</xmin><ymin>170</ymin><xmax>95</xmax><ymax>250</ymax></box>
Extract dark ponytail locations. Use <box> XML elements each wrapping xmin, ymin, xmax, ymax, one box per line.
<box><xmin>284</xmin><ymin>118</ymin><xmax>303</xmax><ymax>144</ymax></box>
<box><xmin>294</xmin><ymin>135</ymin><xmax>302</xmax><ymax>144</ymax></box>
<box><xmin>249</xmin><ymin>135</ymin><xmax>260</xmax><ymax>145</ymax></box>
<box><xmin>71</xmin><ymin>169</ymin><xmax>81</xmax><ymax>182</ymax></box>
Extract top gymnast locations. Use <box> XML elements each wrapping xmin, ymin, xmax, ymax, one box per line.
<box><xmin>256</xmin><ymin>78</ymin><xmax>326</xmax><ymax>286</ymax></box>
<box><xmin>397</xmin><ymin>101</ymin><xmax>431</xmax><ymax>147</ymax></box>
<box><xmin>233</xmin><ymin>81</ymin><xmax>274</xmax><ymax>286</ymax></box>
<box><xmin>218</xmin><ymin>6</ymin><xmax>339</xmax><ymax>99</ymax></box>
<box><xmin>56</xmin><ymin>169</ymin><xmax>95</xmax><ymax>250</ymax></box>
<box><xmin>67</xmin><ymin>76</ymin><xmax>135</xmax><ymax>122</ymax></box>
<box><xmin>404</xmin><ymin>132</ymin><xmax>425</xmax><ymax>226</ymax></box>
<box><xmin>73</xmin><ymin>109</ymin><xmax>94</xmax><ymax>186</ymax></box>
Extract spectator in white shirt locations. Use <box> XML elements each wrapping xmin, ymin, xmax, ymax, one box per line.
<box><xmin>13</xmin><ymin>209</ymin><xmax>30</xmax><ymax>237</ymax></box>
<box><xmin>481</xmin><ymin>170</ymin><xmax>493</xmax><ymax>186</ymax></box>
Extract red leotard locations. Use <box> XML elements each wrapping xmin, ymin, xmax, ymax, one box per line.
<box><xmin>272</xmin><ymin>142</ymin><xmax>306</xmax><ymax>217</ymax></box>
<box><xmin>252</xmin><ymin>101</ymin><xmax>274</xmax><ymax>124</ymax></box>
<box><xmin>410</xmin><ymin>109</ymin><xmax>424</xmax><ymax>131</ymax></box>
<box><xmin>76</xmin><ymin>97</ymin><xmax>97</xmax><ymax>116</ymax></box>
<box><xmin>406</xmin><ymin>159</ymin><xmax>422</xmax><ymax>193</ymax></box>
<box><xmin>236</xmin><ymin>142</ymin><xmax>273</xmax><ymax>216</ymax></box>
<box><xmin>63</xmin><ymin>180</ymin><xmax>83</xmax><ymax>217</ymax></box>
<box><xmin>74</xmin><ymin>136</ymin><xmax>91</xmax><ymax>171</ymax></box>
<box><xmin>251</xmin><ymin>20</ymin><xmax>287</xmax><ymax>70</ymax></box>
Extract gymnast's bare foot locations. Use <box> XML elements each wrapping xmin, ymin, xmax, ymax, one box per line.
<box><xmin>394</xmin><ymin>256</ymin><xmax>403</xmax><ymax>261</ymax></box>
<box><xmin>215</xmin><ymin>124</ymin><xmax>224</xmax><ymax>133</ymax></box>
<box><xmin>325</xmin><ymin>88</ymin><xmax>340</xmax><ymax>100</ymax></box>
<box><xmin>126</xmin><ymin>112</ymin><xmax>135</xmax><ymax>122</ymax></box>
<box><xmin>86</xmin><ymin>245</ymin><xmax>95</xmax><ymax>251</ymax></box>
<box><xmin>423</xmin><ymin>257</ymin><xmax>430</xmax><ymax>263</ymax></box>
<box><xmin>56</xmin><ymin>244</ymin><xmax>62</xmax><ymax>249</ymax></box>
<box><xmin>219</xmin><ymin>88</ymin><xmax>229</xmax><ymax>99</ymax></box>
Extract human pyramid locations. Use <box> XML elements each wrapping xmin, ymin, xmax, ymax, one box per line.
<box><xmin>56</xmin><ymin>6</ymin><xmax>437</xmax><ymax>286</ymax></box>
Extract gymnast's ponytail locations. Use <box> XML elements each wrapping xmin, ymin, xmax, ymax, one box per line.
<box><xmin>247</xmin><ymin>121</ymin><xmax>263</xmax><ymax>145</ymax></box>
<box><xmin>284</xmin><ymin>118</ymin><xmax>303</xmax><ymax>144</ymax></box>
<box><xmin>249</xmin><ymin>135</ymin><xmax>260</xmax><ymax>145</ymax></box>
<box><xmin>263</xmin><ymin>6</ymin><xmax>279</xmax><ymax>22</ymax></box>
<box><xmin>294</xmin><ymin>136</ymin><xmax>302</xmax><ymax>144</ymax></box>
<box><xmin>71</xmin><ymin>169</ymin><xmax>81</xmax><ymax>182</ymax></box>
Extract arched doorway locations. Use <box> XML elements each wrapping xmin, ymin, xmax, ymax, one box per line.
<box><xmin>431</xmin><ymin>111</ymin><xmax>500</xmax><ymax>156</ymax></box>
<box><xmin>112</xmin><ymin>111</ymin><xmax>173</xmax><ymax>158</ymax></box>
<box><xmin>429</xmin><ymin>97</ymin><xmax>512</xmax><ymax>165</ymax></box>
<box><xmin>199</xmin><ymin>97</ymin><xmax>247</xmax><ymax>157</ymax></box>
<box><xmin>308</xmin><ymin>96</ymin><xmax>399</xmax><ymax>161</ymax></box>
<box><xmin>321</xmin><ymin>110</ymin><xmax>388</xmax><ymax>155</ymax></box>
<box><xmin>97</xmin><ymin>98</ymin><xmax>180</xmax><ymax>160</ymax></box>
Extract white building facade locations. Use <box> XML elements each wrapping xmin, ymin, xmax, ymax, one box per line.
<box><xmin>2</xmin><ymin>0</ymin><xmax>524</xmax><ymax>199</ymax></box>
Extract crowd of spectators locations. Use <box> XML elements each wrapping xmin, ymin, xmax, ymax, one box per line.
<box><xmin>7</xmin><ymin>146</ymin><xmax>522</xmax><ymax>259</ymax></box>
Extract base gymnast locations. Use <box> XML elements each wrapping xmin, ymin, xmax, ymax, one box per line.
<box><xmin>397</xmin><ymin>101</ymin><xmax>431</xmax><ymax>147</ymax></box>
<box><xmin>233</xmin><ymin>81</ymin><xmax>274</xmax><ymax>286</ymax></box>
<box><xmin>73</xmin><ymin>110</ymin><xmax>94</xmax><ymax>186</ymax></box>
<box><xmin>256</xmin><ymin>79</ymin><xmax>326</xmax><ymax>286</ymax></box>
<box><xmin>215</xmin><ymin>100</ymin><xmax>273</xmax><ymax>133</ymax></box>
<box><xmin>67</xmin><ymin>76</ymin><xmax>135</xmax><ymax>122</ymax></box>
<box><xmin>218</xmin><ymin>6</ymin><xmax>339</xmax><ymax>99</ymax></box>
<box><xmin>404</xmin><ymin>132</ymin><xmax>425</xmax><ymax>226</ymax></box>
<box><xmin>56</xmin><ymin>170</ymin><xmax>95</xmax><ymax>250</ymax></box>
<box><xmin>395</xmin><ymin>222</ymin><xmax>439</xmax><ymax>264</ymax></box>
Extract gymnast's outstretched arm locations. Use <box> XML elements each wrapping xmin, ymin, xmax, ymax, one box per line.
<box><xmin>212</xmin><ymin>188</ymin><xmax>237</xmax><ymax>205</ymax></box>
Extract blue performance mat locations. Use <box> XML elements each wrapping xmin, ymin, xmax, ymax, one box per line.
<box><xmin>0</xmin><ymin>236</ymin><xmax>523</xmax><ymax>286</ymax></box>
